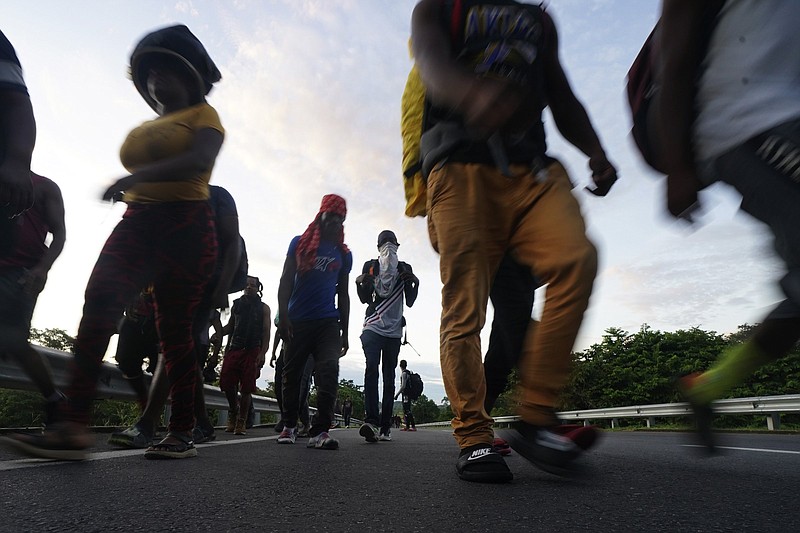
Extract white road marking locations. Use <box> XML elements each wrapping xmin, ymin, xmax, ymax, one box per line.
<box><xmin>0</xmin><ymin>435</ymin><xmax>280</xmax><ymax>471</ymax></box>
<box><xmin>682</xmin><ymin>444</ymin><xmax>800</xmax><ymax>455</ymax></box>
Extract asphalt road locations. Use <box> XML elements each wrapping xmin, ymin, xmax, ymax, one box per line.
<box><xmin>1</xmin><ymin>427</ymin><xmax>799</xmax><ymax>532</ymax></box>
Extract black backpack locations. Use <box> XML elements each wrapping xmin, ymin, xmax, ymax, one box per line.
<box><xmin>625</xmin><ymin>1</ymin><xmax>725</xmax><ymax>173</ymax></box>
<box><xmin>406</xmin><ymin>370</ymin><xmax>424</xmax><ymax>400</ymax></box>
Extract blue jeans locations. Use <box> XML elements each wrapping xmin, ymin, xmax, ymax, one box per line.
<box><xmin>361</xmin><ymin>329</ymin><xmax>401</xmax><ymax>433</ymax></box>
<box><xmin>705</xmin><ymin>117</ymin><xmax>800</xmax><ymax>319</ymax></box>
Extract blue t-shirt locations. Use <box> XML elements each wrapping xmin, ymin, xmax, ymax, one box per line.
<box><xmin>287</xmin><ymin>235</ymin><xmax>352</xmax><ymax>322</ymax></box>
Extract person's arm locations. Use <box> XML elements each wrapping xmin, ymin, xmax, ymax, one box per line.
<box><xmin>355</xmin><ymin>261</ymin><xmax>375</xmax><ymax>304</ymax></box>
<box><xmin>210</xmin><ymin>219</ymin><xmax>241</xmax><ymax>310</ymax></box>
<box><xmin>20</xmin><ymin>176</ymin><xmax>65</xmax><ymax>295</ymax></box>
<box><xmin>102</xmin><ymin>128</ymin><xmax>223</xmax><ymax>200</ymax></box>
<box><xmin>395</xmin><ymin>371</ymin><xmax>407</xmax><ymax>400</ymax></box>
<box><xmin>212</xmin><ymin>313</ymin><xmax>234</xmax><ymax>347</ymax></box>
<box><xmin>657</xmin><ymin>0</ymin><xmax>707</xmax><ymax>218</ymax></box>
<box><xmin>400</xmin><ymin>264</ymin><xmax>419</xmax><ymax>307</ymax></box>
<box><xmin>209</xmin><ymin>311</ymin><xmax>224</xmax><ymax>362</ymax></box>
<box><xmin>411</xmin><ymin>0</ymin><xmax>523</xmax><ymax>135</ymax></box>
<box><xmin>270</xmin><ymin>332</ymin><xmax>281</xmax><ymax>367</ymax></box>
<box><xmin>337</xmin><ymin>267</ymin><xmax>350</xmax><ymax>357</ymax></box>
<box><xmin>0</xmin><ymin>89</ymin><xmax>35</xmax><ymax>214</ymax></box>
<box><xmin>277</xmin><ymin>253</ymin><xmax>298</xmax><ymax>341</ymax></box>
<box><xmin>257</xmin><ymin>303</ymin><xmax>271</xmax><ymax>369</ymax></box>
<box><xmin>541</xmin><ymin>13</ymin><xmax>617</xmax><ymax>194</ymax></box>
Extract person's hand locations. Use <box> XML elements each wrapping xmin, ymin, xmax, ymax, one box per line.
<box><xmin>357</xmin><ymin>273</ymin><xmax>375</xmax><ymax>287</ymax></box>
<box><xmin>269</xmin><ymin>353</ymin><xmax>276</xmax><ymax>368</ymax></box>
<box><xmin>256</xmin><ymin>352</ymin><xmax>266</xmax><ymax>369</ymax></box>
<box><xmin>585</xmin><ymin>154</ymin><xmax>618</xmax><ymax>197</ymax></box>
<box><xmin>18</xmin><ymin>266</ymin><xmax>48</xmax><ymax>296</ymax></box>
<box><xmin>666</xmin><ymin>170</ymin><xmax>702</xmax><ymax>221</ymax></box>
<box><xmin>340</xmin><ymin>336</ymin><xmax>349</xmax><ymax>358</ymax></box>
<box><xmin>278</xmin><ymin>316</ymin><xmax>294</xmax><ymax>342</ymax></box>
<box><xmin>102</xmin><ymin>175</ymin><xmax>136</xmax><ymax>202</ymax></box>
<box><xmin>399</xmin><ymin>271</ymin><xmax>418</xmax><ymax>284</ymax></box>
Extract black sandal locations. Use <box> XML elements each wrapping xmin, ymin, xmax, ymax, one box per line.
<box><xmin>144</xmin><ymin>431</ymin><xmax>197</xmax><ymax>460</ymax></box>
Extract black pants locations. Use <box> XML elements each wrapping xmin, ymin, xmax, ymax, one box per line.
<box><xmin>281</xmin><ymin>318</ymin><xmax>340</xmax><ymax>437</ymax></box>
<box><xmin>484</xmin><ymin>253</ymin><xmax>537</xmax><ymax>414</ymax></box>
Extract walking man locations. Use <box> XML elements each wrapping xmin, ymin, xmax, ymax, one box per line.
<box><xmin>356</xmin><ymin>230</ymin><xmax>419</xmax><ymax>442</ymax></box>
<box><xmin>219</xmin><ymin>275</ymin><xmax>271</xmax><ymax>435</ymax></box>
<box><xmin>411</xmin><ymin>0</ymin><xmax>617</xmax><ymax>481</ymax></box>
<box><xmin>658</xmin><ymin>0</ymin><xmax>800</xmax><ymax>450</ymax></box>
<box><xmin>0</xmin><ymin>172</ymin><xmax>67</xmax><ymax>425</ymax></box>
<box><xmin>394</xmin><ymin>359</ymin><xmax>417</xmax><ymax>431</ymax></box>
<box><xmin>276</xmin><ymin>194</ymin><xmax>351</xmax><ymax>450</ymax></box>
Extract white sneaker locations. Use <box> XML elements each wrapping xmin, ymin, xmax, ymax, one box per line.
<box><xmin>359</xmin><ymin>423</ymin><xmax>379</xmax><ymax>443</ymax></box>
<box><xmin>379</xmin><ymin>431</ymin><xmax>392</xmax><ymax>441</ymax></box>
<box><xmin>277</xmin><ymin>426</ymin><xmax>296</xmax><ymax>444</ymax></box>
<box><xmin>307</xmin><ymin>431</ymin><xmax>339</xmax><ymax>450</ymax></box>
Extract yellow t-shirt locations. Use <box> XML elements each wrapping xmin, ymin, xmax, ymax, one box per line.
<box><xmin>119</xmin><ymin>102</ymin><xmax>224</xmax><ymax>203</ymax></box>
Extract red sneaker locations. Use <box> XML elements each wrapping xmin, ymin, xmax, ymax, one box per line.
<box><xmin>492</xmin><ymin>437</ymin><xmax>512</xmax><ymax>456</ymax></box>
<box><xmin>552</xmin><ymin>425</ymin><xmax>600</xmax><ymax>451</ymax></box>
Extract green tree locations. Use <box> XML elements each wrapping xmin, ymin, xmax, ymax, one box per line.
<box><xmin>30</xmin><ymin>327</ymin><xmax>75</xmax><ymax>353</ymax></box>
<box><xmin>411</xmin><ymin>394</ymin><xmax>440</xmax><ymax>424</ymax></box>
<box><xmin>337</xmin><ymin>379</ymin><xmax>365</xmax><ymax>421</ymax></box>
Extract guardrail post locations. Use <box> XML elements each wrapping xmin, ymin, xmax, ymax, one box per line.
<box><xmin>163</xmin><ymin>405</ymin><xmax>171</xmax><ymax>425</ymax></box>
<box><xmin>646</xmin><ymin>416</ymin><xmax>655</xmax><ymax>428</ymax></box>
<box><xmin>611</xmin><ymin>418</ymin><xmax>618</xmax><ymax>429</ymax></box>
<box><xmin>766</xmin><ymin>413</ymin><xmax>781</xmax><ymax>431</ymax></box>
<box><xmin>253</xmin><ymin>412</ymin><xmax>261</xmax><ymax>426</ymax></box>
<box><xmin>218</xmin><ymin>409</ymin><xmax>229</xmax><ymax>427</ymax></box>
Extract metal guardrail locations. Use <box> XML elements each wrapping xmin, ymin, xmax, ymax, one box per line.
<box><xmin>420</xmin><ymin>397</ymin><xmax>800</xmax><ymax>431</ymax></box>
<box><xmin>0</xmin><ymin>345</ymin><xmax>280</xmax><ymax>425</ymax></box>
<box><xmin>5</xmin><ymin>347</ymin><xmax>798</xmax><ymax>431</ymax></box>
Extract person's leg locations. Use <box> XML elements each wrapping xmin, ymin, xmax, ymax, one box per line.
<box><xmin>380</xmin><ymin>336</ymin><xmax>401</xmax><ymax>434</ymax></box>
<box><xmin>149</xmin><ymin>202</ymin><xmax>216</xmax><ymax>448</ymax></box>
<box><xmin>281</xmin><ymin>322</ymin><xmax>315</xmax><ymax>432</ymax></box>
<box><xmin>361</xmin><ymin>330</ymin><xmax>382</xmax><ymax>427</ymax></box>
<box><xmin>67</xmin><ymin>208</ymin><xmax>157</xmax><ymax>425</ymax></box>
<box><xmin>274</xmin><ymin>352</ymin><xmax>285</xmax><ymax>430</ymax></box>
<box><xmin>192</xmin><ymin>306</ymin><xmax>215</xmax><ymax>434</ymax></box>
<box><xmin>508</xmin><ymin>161</ymin><xmax>597</xmax><ymax>427</ymax></box>
<box><xmin>108</xmin><ymin>355</ymin><xmax>166</xmax><ymax>448</ymax></box>
<box><xmin>426</xmin><ymin>162</ymin><xmax>509</xmax><ymax>450</ymax></box>
<box><xmin>484</xmin><ymin>254</ymin><xmax>536</xmax><ymax>414</ymax></box>
<box><xmin>298</xmin><ymin>355</ymin><xmax>315</xmax><ymax>430</ymax></box>
<box><xmin>0</xmin><ymin>268</ymin><xmax>63</xmax><ymax>424</ymax></box>
<box><xmin>684</xmin><ymin>126</ymin><xmax>800</xmax><ymax>406</ymax></box>
<box><xmin>308</xmin><ymin>319</ymin><xmax>341</xmax><ymax>438</ymax></box>
<box><xmin>219</xmin><ymin>350</ymin><xmax>241</xmax><ymax>428</ymax></box>
<box><xmin>236</xmin><ymin>347</ymin><xmax>260</xmax><ymax>435</ymax></box>
<box><xmin>116</xmin><ymin>319</ymin><xmax>151</xmax><ymax>409</ymax></box>
<box><xmin>0</xmin><ymin>268</ymin><xmax>54</xmax><ymax>398</ymax></box>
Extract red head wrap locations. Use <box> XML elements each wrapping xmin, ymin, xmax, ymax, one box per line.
<box><xmin>295</xmin><ymin>194</ymin><xmax>350</xmax><ymax>274</ymax></box>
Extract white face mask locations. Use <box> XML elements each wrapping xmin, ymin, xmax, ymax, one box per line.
<box><xmin>379</xmin><ymin>242</ymin><xmax>398</xmax><ymax>258</ymax></box>
<box><xmin>376</xmin><ymin>242</ymin><xmax>399</xmax><ymax>297</ymax></box>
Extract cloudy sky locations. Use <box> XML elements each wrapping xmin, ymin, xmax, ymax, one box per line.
<box><xmin>2</xmin><ymin>1</ymin><xmax>784</xmax><ymax>405</ymax></box>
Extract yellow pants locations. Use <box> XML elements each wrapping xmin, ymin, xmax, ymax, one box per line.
<box><xmin>427</xmin><ymin>160</ymin><xmax>597</xmax><ymax>449</ymax></box>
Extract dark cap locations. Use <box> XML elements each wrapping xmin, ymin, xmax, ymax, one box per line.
<box><xmin>130</xmin><ymin>25</ymin><xmax>221</xmax><ymax>112</ymax></box>
<box><xmin>377</xmin><ymin>230</ymin><xmax>399</xmax><ymax>247</ymax></box>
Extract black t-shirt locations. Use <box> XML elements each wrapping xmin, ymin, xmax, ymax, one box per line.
<box><xmin>0</xmin><ymin>30</ymin><xmax>27</xmax><ymax>94</ymax></box>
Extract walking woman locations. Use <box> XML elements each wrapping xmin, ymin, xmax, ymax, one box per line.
<box><xmin>2</xmin><ymin>25</ymin><xmax>224</xmax><ymax>460</ymax></box>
